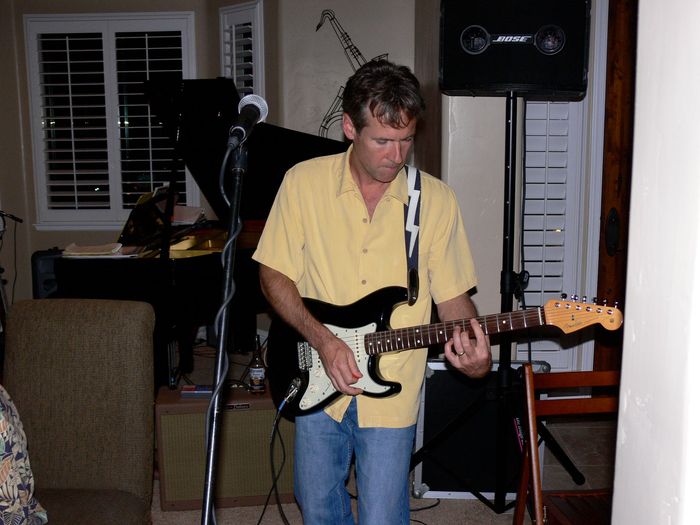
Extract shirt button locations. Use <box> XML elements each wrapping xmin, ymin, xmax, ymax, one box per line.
<box><xmin>362</xmin><ymin>248</ymin><xmax>368</xmax><ymax>254</ymax></box>
<box><xmin>362</xmin><ymin>218</ymin><xmax>368</xmax><ymax>223</ymax></box>
<box><xmin>361</xmin><ymin>279</ymin><xmax>367</xmax><ymax>285</ymax></box>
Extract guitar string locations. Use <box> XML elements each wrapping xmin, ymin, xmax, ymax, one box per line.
<box><xmin>326</xmin><ymin>309</ymin><xmax>544</xmax><ymax>353</ymax></box>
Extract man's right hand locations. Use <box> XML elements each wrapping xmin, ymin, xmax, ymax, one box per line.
<box><xmin>315</xmin><ymin>336</ymin><xmax>364</xmax><ymax>396</ymax></box>
<box><xmin>258</xmin><ymin>264</ymin><xmax>364</xmax><ymax>397</ymax></box>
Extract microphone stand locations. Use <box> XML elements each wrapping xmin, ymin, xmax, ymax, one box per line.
<box><xmin>201</xmin><ymin>141</ymin><xmax>247</xmax><ymax>525</ymax></box>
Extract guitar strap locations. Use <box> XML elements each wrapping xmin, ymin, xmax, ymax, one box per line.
<box><xmin>404</xmin><ymin>165</ymin><xmax>421</xmax><ymax>306</ymax></box>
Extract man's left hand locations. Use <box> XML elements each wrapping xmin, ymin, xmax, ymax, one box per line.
<box><xmin>443</xmin><ymin>318</ymin><xmax>492</xmax><ymax>378</ymax></box>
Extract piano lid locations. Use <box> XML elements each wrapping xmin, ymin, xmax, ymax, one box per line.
<box><xmin>241</xmin><ymin>122</ymin><xmax>349</xmax><ymax>221</ymax></box>
<box><xmin>146</xmin><ymin>78</ymin><xmax>348</xmax><ymax>223</ymax></box>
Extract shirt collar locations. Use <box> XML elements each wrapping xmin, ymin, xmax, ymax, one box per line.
<box><xmin>337</xmin><ymin>144</ymin><xmax>409</xmax><ymax>205</ymax></box>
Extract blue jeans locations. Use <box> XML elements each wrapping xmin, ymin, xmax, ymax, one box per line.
<box><xmin>294</xmin><ymin>398</ymin><xmax>416</xmax><ymax>525</ymax></box>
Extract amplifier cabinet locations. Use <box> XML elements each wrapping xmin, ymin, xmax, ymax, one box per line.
<box><xmin>156</xmin><ymin>386</ymin><xmax>295</xmax><ymax>510</ymax></box>
<box><xmin>413</xmin><ymin>360</ymin><xmax>522</xmax><ymax>500</ymax></box>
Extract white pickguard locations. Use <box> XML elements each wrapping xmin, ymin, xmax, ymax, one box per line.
<box><xmin>297</xmin><ymin>322</ymin><xmax>391</xmax><ymax>411</ymax></box>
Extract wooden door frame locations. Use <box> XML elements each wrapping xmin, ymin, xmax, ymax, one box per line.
<box><xmin>594</xmin><ymin>0</ymin><xmax>638</xmax><ymax>370</ymax></box>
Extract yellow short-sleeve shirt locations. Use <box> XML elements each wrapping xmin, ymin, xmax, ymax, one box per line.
<box><xmin>253</xmin><ymin>146</ymin><xmax>477</xmax><ymax>427</ymax></box>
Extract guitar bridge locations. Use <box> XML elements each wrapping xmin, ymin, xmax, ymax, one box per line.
<box><xmin>298</xmin><ymin>341</ymin><xmax>312</xmax><ymax>371</ymax></box>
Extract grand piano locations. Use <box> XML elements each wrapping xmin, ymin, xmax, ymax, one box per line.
<box><xmin>52</xmin><ymin>79</ymin><xmax>348</xmax><ymax>388</ymax></box>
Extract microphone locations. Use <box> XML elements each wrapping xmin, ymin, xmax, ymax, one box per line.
<box><xmin>228</xmin><ymin>94</ymin><xmax>268</xmax><ymax>149</ymax></box>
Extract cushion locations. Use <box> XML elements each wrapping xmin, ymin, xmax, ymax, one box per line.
<box><xmin>0</xmin><ymin>385</ymin><xmax>47</xmax><ymax>525</ymax></box>
<box><xmin>36</xmin><ymin>489</ymin><xmax>150</xmax><ymax>525</ymax></box>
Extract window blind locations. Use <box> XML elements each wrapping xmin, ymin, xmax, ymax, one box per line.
<box><xmin>518</xmin><ymin>101</ymin><xmax>572</xmax><ymax>360</ymax></box>
<box><xmin>115</xmin><ymin>31</ymin><xmax>185</xmax><ymax>208</ymax></box>
<box><xmin>26</xmin><ymin>13</ymin><xmax>195</xmax><ymax>228</ymax></box>
<box><xmin>38</xmin><ymin>33</ymin><xmax>109</xmax><ymax>210</ymax></box>
<box><xmin>220</xmin><ymin>2</ymin><xmax>264</xmax><ymax>98</ymax></box>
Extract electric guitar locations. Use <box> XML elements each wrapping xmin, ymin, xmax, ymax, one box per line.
<box><xmin>266</xmin><ymin>286</ymin><xmax>623</xmax><ymax>419</ymax></box>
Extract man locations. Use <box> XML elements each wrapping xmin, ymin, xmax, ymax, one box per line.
<box><xmin>252</xmin><ymin>59</ymin><xmax>492</xmax><ymax>524</ymax></box>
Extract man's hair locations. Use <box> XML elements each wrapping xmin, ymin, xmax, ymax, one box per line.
<box><xmin>342</xmin><ymin>59</ymin><xmax>425</xmax><ymax>132</ymax></box>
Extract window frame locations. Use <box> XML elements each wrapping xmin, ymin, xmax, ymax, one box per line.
<box><xmin>25</xmin><ymin>12</ymin><xmax>197</xmax><ymax>231</ymax></box>
<box><xmin>219</xmin><ymin>0</ymin><xmax>265</xmax><ymax>99</ymax></box>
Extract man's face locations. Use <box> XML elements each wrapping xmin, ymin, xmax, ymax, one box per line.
<box><xmin>342</xmin><ymin>110</ymin><xmax>417</xmax><ymax>185</ymax></box>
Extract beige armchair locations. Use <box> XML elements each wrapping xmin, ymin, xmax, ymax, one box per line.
<box><xmin>3</xmin><ymin>298</ymin><xmax>156</xmax><ymax>525</ymax></box>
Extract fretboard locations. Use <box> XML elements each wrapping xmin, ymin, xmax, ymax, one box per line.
<box><xmin>364</xmin><ymin>307</ymin><xmax>545</xmax><ymax>355</ymax></box>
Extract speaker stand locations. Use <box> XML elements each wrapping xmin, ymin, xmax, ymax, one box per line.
<box><xmin>492</xmin><ymin>91</ymin><xmax>585</xmax><ymax>510</ymax></box>
<box><xmin>410</xmin><ymin>92</ymin><xmax>585</xmax><ymax>514</ymax></box>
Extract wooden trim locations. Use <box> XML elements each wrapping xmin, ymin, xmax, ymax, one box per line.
<box><xmin>413</xmin><ymin>0</ymin><xmax>442</xmax><ymax>178</ymax></box>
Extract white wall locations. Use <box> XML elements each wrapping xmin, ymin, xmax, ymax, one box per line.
<box><xmin>277</xmin><ymin>0</ymin><xmax>414</xmax><ymax>140</ymax></box>
<box><xmin>442</xmin><ymin>96</ymin><xmax>505</xmax><ymax>316</ymax></box>
<box><xmin>613</xmin><ymin>0</ymin><xmax>700</xmax><ymax>523</ymax></box>
<box><xmin>275</xmin><ymin>0</ymin><xmax>504</xmax><ymax>315</ymax></box>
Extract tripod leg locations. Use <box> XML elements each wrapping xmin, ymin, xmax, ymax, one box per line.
<box><xmin>537</xmin><ymin>421</ymin><xmax>586</xmax><ymax>485</ymax></box>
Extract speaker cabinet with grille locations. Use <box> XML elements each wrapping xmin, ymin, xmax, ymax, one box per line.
<box><xmin>413</xmin><ymin>361</ymin><xmax>522</xmax><ymax>499</ymax></box>
<box><xmin>440</xmin><ymin>0</ymin><xmax>591</xmax><ymax>100</ymax></box>
<box><xmin>156</xmin><ymin>386</ymin><xmax>295</xmax><ymax>510</ymax></box>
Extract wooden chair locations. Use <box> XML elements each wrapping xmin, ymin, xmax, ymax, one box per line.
<box><xmin>513</xmin><ymin>363</ymin><xmax>619</xmax><ymax>525</ymax></box>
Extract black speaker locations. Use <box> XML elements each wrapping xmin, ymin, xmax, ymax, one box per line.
<box><xmin>31</xmin><ymin>248</ymin><xmax>62</xmax><ymax>298</ymax></box>
<box><xmin>440</xmin><ymin>0</ymin><xmax>591</xmax><ymax>100</ymax></box>
<box><xmin>413</xmin><ymin>362</ymin><xmax>523</xmax><ymax>498</ymax></box>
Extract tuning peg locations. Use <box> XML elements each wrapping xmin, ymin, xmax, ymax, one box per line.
<box><xmin>614</xmin><ymin>300</ymin><xmax>620</xmax><ymax>309</ymax></box>
<box><xmin>593</xmin><ymin>296</ymin><xmax>599</xmax><ymax>304</ymax></box>
<box><xmin>602</xmin><ymin>298</ymin><xmax>608</xmax><ymax>306</ymax></box>
<box><xmin>560</xmin><ymin>293</ymin><xmax>568</xmax><ymax>300</ymax></box>
<box><xmin>572</xmin><ymin>294</ymin><xmax>579</xmax><ymax>302</ymax></box>
<box><xmin>582</xmin><ymin>295</ymin><xmax>588</xmax><ymax>303</ymax></box>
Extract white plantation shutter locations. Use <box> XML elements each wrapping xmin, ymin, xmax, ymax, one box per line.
<box><xmin>220</xmin><ymin>1</ymin><xmax>264</xmax><ymax>98</ymax></box>
<box><xmin>25</xmin><ymin>13</ymin><xmax>195</xmax><ymax>228</ymax></box>
<box><xmin>115</xmin><ymin>30</ymin><xmax>186</xmax><ymax>208</ymax></box>
<box><xmin>37</xmin><ymin>33</ymin><xmax>110</xmax><ymax>211</ymax></box>
<box><xmin>517</xmin><ymin>100</ymin><xmax>587</xmax><ymax>370</ymax></box>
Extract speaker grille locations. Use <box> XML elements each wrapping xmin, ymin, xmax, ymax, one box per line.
<box><xmin>440</xmin><ymin>0</ymin><xmax>591</xmax><ymax>100</ymax></box>
<box><xmin>156</xmin><ymin>389</ymin><xmax>295</xmax><ymax>510</ymax></box>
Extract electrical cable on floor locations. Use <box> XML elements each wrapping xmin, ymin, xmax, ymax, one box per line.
<box><xmin>270</xmin><ymin>411</ymin><xmax>290</xmax><ymax>525</ymax></box>
<box><xmin>410</xmin><ymin>498</ymin><xmax>441</xmax><ymax>513</ymax></box>
<box><xmin>256</xmin><ymin>383</ymin><xmax>299</xmax><ymax>525</ymax></box>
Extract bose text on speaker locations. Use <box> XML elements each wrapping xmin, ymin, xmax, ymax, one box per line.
<box><xmin>440</xmin><ymin>0</ymin><xmax>591</xmax><ymax>100</ymax></box>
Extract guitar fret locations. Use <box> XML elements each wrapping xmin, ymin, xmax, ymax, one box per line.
<box><xmin>366</xmin><ymin>336</ymin><xmax>375</xmax><ymax>355</ymax></box>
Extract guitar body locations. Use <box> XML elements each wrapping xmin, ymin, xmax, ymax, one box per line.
<box><xmin>267</xmin><ymin>286</ymin><xmax>408</xmax><ymax>419</ymax></box>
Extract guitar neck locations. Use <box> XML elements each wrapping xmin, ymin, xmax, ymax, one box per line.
<box><xmin>364</xmin><ymin>307</ymin><xmax>545</xmax><ymax>355</ymax></box>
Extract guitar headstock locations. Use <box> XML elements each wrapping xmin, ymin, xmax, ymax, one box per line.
<box><xmin>543</xmin><ymin>296</ymin><xmax>623</xmax><ymax>334</ymax></box>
